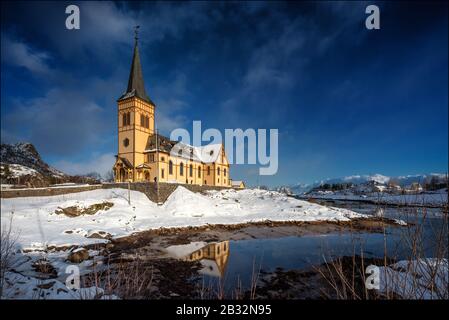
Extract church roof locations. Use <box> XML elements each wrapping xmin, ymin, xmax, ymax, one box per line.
<box><xmin>115</xmin><ymin>156</ymin><xmax>133</xmax><ymax>168</ymax></box>
<box><xmin>118</xmin><ymin>38</ymin><xmax>154</xmax><ymax>105</ymax></box>
<box><xmin>145</xmin><ymin>134</ymin><xmax>177</xmax><ymax>153</ymax></box>
<box><xmin>144</xmin><ymin>133</ymin><xmax>223</xmax><ymax>164</ymax></box>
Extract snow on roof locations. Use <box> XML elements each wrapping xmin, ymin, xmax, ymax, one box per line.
<box><xmin>231</xmin><ymin>180</ymin><xmax>243</xmax><ymax>186</ymax></box>
<box><xmin>170</xmin><ymin>142</ymin><xmax>222</xmax><ymax>163</ymax></box>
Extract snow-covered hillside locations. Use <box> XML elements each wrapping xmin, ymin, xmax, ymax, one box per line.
<box><xmin>0</xmin><ymin>142</ymin><xmax>100</xmax><ymax>187</ymax></box>
<box><xmin>278</xmin><ymin>173</ymin><xmax>448</xmax><ymax>195</ymax></box>
<box><xmin>0</xmin><ymin>187</ymin><xmax>368</xmax><ymax>250</ymax></box>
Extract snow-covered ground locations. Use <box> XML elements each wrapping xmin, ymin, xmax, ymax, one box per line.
<box><xmin>303</xmin><ymin>189</ymin><xmax>448</xmax><ymax>206</ymax></box>
<box><xmin>379</xmin><ymin>259</ymin><xmax>448</xmax><ymax>299</ymax></box>
<box><xmin>1</xmin><ymin>187</ymin><xmax>368</xmax><ymax>250</ymax></box>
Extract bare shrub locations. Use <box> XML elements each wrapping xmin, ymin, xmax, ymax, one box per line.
<box><xmin>0</xmin><ymin>215</ymin><xmax>18</xmax><ymax>297</ymax></box>
<box><xmin>316</xmin><ymin>204</ymin><xmax>448</xmax><ymax>300</ymax></box>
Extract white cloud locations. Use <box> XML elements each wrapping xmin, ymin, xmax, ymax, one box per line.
<box><xmin>52</xmin><ymin>153</ymin><xmax>116</xmax><ymax>177</ymax></box>
<box><xmin>1</xmin><ymin>34</ymin><xmax>51</xmax><ymax>75</ymax></box>
<box><xmin>2</xmin><ymin>88</ymin><xmax>109</xmax><ymax>155</ymax></box>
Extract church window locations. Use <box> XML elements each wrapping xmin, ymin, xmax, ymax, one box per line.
<box><xmin>126</xmin><ymin>112</ymin><xmax>131</xmax><ymax>125</ymax></box>
<box><xmin>140</xmin><ymin>114</ymin><xmax>145</xmax><ymax>127</ymax></box>
<box><xmin>161</xmin><ymin>157</ymin><xmax>165</xmax><ymax>161</ymax></box>
<box><xmin>123</xmin><ymin>113</ymin><xmax>127</xmax><ymax>126</ymax></box>
<box><xmin>204</xmin><ymin>180</ymin><xmax>207</xmax><ymax>185</ymax></box>
<box><xmin>180</xmin><ymin>163</ymin><xmax>184</xmax><ymax>176</ymax></box>
<box><xmin>198</xmin><ymin>166</ymin><xmax>201</xmax><ymax>178</ymax></box>
<box><xmin>189</xmin><ymin>164</ymin><xmax>193</xmax><ymax>177</ymax></box>
<box><xmin>161</xmin><ymin>169</ymin><xmax>165</xmax><ymax>179</ymax></box>
<box><xmin>224</xmin><ymin>168</ymin><xmax>227</xmax><ymax>176</ymax></box>
<box><xmin>207</xmin><ymin>166</ymin><xmax>210</xmax><ymax>176</ymax></box>
<box><xmin>169</xmin><ymin>161</ymin><xmax>173</xmax><ymax>175</ymax></box>
<box><xmin>178</xmin><ymin>149</ymin><xmax>183</xmax><ymax>157</ymax></box>
<box><xmin>149</xmin><ymin>154</ymin><xmax>154</xmax><ymax>162</ymax></box>
<box><xmin>145</xmin><ymin>116</ymin><xmax>149</xmax><ymax>129</ymax></box>
<box><xmin>123</xmin><ymin>138</ymin><xmax>129</xmax><ymax>147</ymax></box>
<box><xmin>217</xmin><ymin>167</ymin><xmax>221</xmax><ymax>176</ymax></box>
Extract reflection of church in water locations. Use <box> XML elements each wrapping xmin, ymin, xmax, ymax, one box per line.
<box><xmin>182</xmin><ymin>241</ymin><xmax>230</xmax><ymax>278</ymax></box>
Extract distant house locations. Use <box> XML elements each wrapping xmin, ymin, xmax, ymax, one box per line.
<box><xmin>407</xmin><ymin>182</ymin><xmax>423</xmax><ymax>193</ymax></box>
<box><xmin>231</xmin><ymin>180</ymin><xmax>245</xmax><ymax>189</ymax></box>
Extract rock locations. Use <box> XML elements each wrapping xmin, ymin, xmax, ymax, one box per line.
<box><xmin>67</xmin><ymin>248</ymin><xmax>90</xmax><ymax>263</ymax></box>
<box><xmin>37</xmin><ymin>281</ymin><xmax>55</xmax><ymax>289</ymax></box>
<box><xmin>86</xmin><ymin>230</ymin><xmax>112</xmax><ymax>240</ymax></box>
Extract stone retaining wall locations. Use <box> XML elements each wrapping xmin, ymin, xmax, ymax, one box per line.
<box><xmin>1</xmin><ymin>182</ymin><xmax>230</xmax><ymax>202</ymax></box>
<box><xmin>0</xmin><ymin>185</ymin><xmax>103</xmax><ymax>199</ymax></box>
<box><xmin>102</xmin><ymin>182</ymin><xmax>229</xmax><ymax>202</ymax></box>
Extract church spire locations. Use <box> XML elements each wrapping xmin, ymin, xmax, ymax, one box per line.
<box><xmin>118</xmin><ymin>26</ymin><xmax>152</xmax><ymax>104</ymax></box>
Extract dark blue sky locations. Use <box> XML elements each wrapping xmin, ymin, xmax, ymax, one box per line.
<box><xmin>1</xmin><ymin>1</ymin><xmax>448</xmax><ymax>186</ymax></box>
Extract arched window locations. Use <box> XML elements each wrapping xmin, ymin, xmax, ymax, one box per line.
<box><xmin>169</xmin><ymin>160</ymin><xmax>173</xmax><ymax>175</ymax></box>
<box><xmin>224</xmin><ymin>168</ymin><xmax>227</xmax><ymax>176</ymax></box>
<box><xmin>217</xmin><ymin>167</ymin><xmax>221</xmax><ymax>176</ymax></box>
<box><xmin>198</xmin><ymin>166</ymin><xmax>201</xmax><ymax>178</ymax></box>
<box><xmin>207</xmin><ymin>166</ymin><xmax>210</xmax><ymax>176</ymax></box>
<box><xmin>122</xmin><ymin>113</ymin><xmax>127</xmax><ymax>126</ymax></box>
<box><xmin>180</xmin><ymin>163</ymin><xmax>184</xmax><ymax>176</ymax></box>
<box><xmin>145</xmin><ymin>116</ymin><xmax>149</xmax><ymax>128</ymax></box>
<box><xmin>140</xmin><ymin>114</ymin><xmax>145</xmax><ymax>127</ymax></box>
<box><xmin>189</xmin><ymin>164</ymin><xmax>193</xmax><ymax>177</ymax></box>
<box><xmin>126</xmin><ymin>112</ymin><xmax>131</xmax><ymax>125</ymax></box>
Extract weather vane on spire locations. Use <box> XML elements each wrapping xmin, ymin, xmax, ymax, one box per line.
<box><xmin>134</xmin><ymin>25</ymin><xmax>140</xmax><ymax>43</ymax></box>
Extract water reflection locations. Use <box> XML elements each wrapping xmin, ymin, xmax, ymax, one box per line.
<box><xmin>166</xmin><ymin>241</ymin><xmax>230</xmax><ymax>278</ymax></box>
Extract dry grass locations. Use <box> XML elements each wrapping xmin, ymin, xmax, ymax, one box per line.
<box><xmin>0</xmin><ymin>215</ymin><xmax>18</xmax><ymax>297</ymax></box>
<box><xmin>315</xmin><ymin>204</ymin><xmax>448</xmax><ymax>300</ymax></box>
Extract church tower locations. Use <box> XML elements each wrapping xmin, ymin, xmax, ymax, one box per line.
<box><xmin>115</xmin><ymin>27</ymin><xmax>155</xmax><ymax>182</ymax></box>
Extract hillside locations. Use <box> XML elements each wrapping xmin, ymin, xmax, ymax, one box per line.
<box><xmin>0</xmin><ymin>142</ymin><xmax>100</xmax><ymax>187</ymax></box>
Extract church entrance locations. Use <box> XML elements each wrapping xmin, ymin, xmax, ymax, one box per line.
<box><xmin>119</xmin><ymin>168</ymin><xmax>126</xmax><ymax>182</ymax></box>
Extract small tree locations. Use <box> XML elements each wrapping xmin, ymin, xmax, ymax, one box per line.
<box><xmin>104</xmin><ymin>169</ymin><xmax>115</xmax><ymax>182</ymax></box>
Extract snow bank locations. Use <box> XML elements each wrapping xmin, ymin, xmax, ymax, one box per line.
<box><xmin>305</xmin><ymin>189</ymin><xmax>448</xmax><ymax>206</ymax></box>
<box><xmin>378</xmin><ymin>259</ymin><xmax>448</xmax><ymax>299</ymax></box>
<box><xmin>1</xmin><ymin>187</ymin><xmax>368</xmax><ymax>250</ymax></box>
<box><xmin>2</xmin><ymin>271</ymin><xmax>118</xmax><ymax>300</ymax></box>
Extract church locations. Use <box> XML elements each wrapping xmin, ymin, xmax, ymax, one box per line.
<box><xmin>113</xmin><ymin>33</ymin><xmax>231</xmax><ymax>188</ymax></box>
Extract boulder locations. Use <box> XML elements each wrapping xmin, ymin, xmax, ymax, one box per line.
<box><xmin>67</xmin><ymin>248</ymin><xmax>90</xmax><ymax>263</ymax></box>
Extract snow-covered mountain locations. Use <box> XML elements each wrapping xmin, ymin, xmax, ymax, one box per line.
<box><xmin>0</xmin><ymin>142</ymin><xmax>100</xmax><ymax>187</ymax></box>
<box><xmin>277</xmin><ymin>173</ymin><xmax>447</xmax><ymax>195</ymax></box>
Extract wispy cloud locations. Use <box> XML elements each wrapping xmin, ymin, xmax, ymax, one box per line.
<box><xmin>2</xmin><ymin>88</ymin><xmax>109</xmax><ymax>155</ymax></box>
<box><xmin>1</xmin><ymin>34</ymin><xmax>51</xmax><ymax>75</ymax></box>
<box><xmin>52</xmin><ymin>152</ymin><xmax>115</xmax><ymax>177</ymax></box>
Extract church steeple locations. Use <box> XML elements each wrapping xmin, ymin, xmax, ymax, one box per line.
<box><xmin>119</xmin><ymin>26</ymin><xmax>152</xmax><ymax>104</ymax></box>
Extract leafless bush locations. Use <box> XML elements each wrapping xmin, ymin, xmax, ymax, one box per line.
<box><xmin>82</xmin><ymin>255</ymin><xmax>154</xmax><ymax>299</ymax></box>
<box><xmin>0</xmin><ymin>215</ymin><xmax>18</xmax><ymax>297</ymax></box>
<box><xmin>316</xmin><ymin>204</ymin><xmax>448</xmax><ymax>300</ymax></box>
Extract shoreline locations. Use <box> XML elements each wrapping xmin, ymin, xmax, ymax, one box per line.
<box><xmin>298</xmin><ymin>195</ymin><xmax>448</xmax><ymax>209</ymax></box>
<box><xmin>90</xmin><ymin>217</ymin><xmax>403</xmax><ymax>253</ymax></box>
